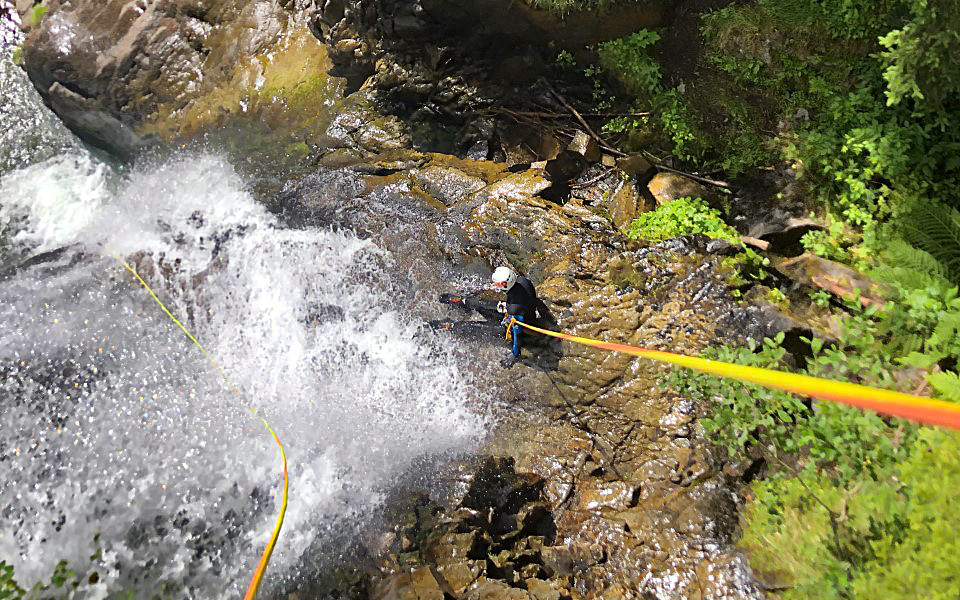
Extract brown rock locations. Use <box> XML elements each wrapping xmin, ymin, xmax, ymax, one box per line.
<box><xmin>540</xmin><ymin>543</ymin><xmax>602</xmax><ymax>577</ymax></box>
<box><xmin>435</xmin><ymin>561</ymin><xmax>485</xmax><ymax>596</ymax></box>
<box><xmin>647</xmin><ymin>172</ymin><xmax>718</xmax><ymax>209</ymax></box>
<box><xmin>410</xmin><ymin>567</ymin><xmax>445</xmax><ymax>600</ymax></box>
<box><xmin>372</xmin><ymin>573</ymin><xmax>419</xmax><ymax>600</ymax></box>
<box><xmin>464</xmin><ymin>580</ymin><xmax>532</xmax><ymax>600</ymax></box>
<box><xmin>524</xmin><ymin>578</ymin><xmax>562</xmax><ymax>600</ymax></box>
<box><xmin>607</xmin><ymin>179</ymin><xmax>653</xmax><ymax>230</ymax></box>
<box><xmin>414</xmin><ymin>165</ymin><xmax>487</xmax><ymax>206</ymax></box>
<box><xmin>567</xmin><ymin>131</ymin><xmax>601</xmax><ymax>162</ymax></box>
<box><xmin>20</xmin><ymin>0</ymin><xmax>341</xmax><ymax>156</ymax></box>
<box><xmin>615</xmin><ymin>154</ymin><xmax>653</xmax><ymax>178</ymax></box>
<box><xmin>468</xmin><ymin>170</ymin><xmax>551</xmax><ymax>205</ymax></box>
<box><xmin>772</xmin><ymin>253</ymin><xmax>888</xmax><ymax>307</ymax></box>
<box><xmin>424</xmin><ymin>530</ymin><xmax>489</xmax><ymax>566</ymax></box>
<box><xmin>574</xmin><ymin>480</ymin><xmax>637</xmax><ymax>512</ymax></box>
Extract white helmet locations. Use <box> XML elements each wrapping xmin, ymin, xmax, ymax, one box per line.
<box><xmin>492</xmin><ymin>266</ymin><xmax>517</xmax><ymax>290</ymax></box>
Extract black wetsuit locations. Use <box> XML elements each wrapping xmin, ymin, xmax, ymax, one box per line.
<box><xmin>505</xmin><ymin>276</ymin><xmax>537</xmax><ymax>357</ymax></box>
<box><xmin>506</xmin><ymin>276</ymin><xmax>538</xmax><ymax>321</ymax></box>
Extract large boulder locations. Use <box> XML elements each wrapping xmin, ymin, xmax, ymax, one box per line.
<box><xmin>647</xmin><ymin>171</ymin><xmax>720</xmax><ymax>209</ymax></box>
<box><xmin>19</xmin><ymin>0</ymin><xmax>339</xmax><ymax>157</ymax></box>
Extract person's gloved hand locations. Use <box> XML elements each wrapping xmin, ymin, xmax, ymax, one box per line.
<box><xmin>497</xmin><ymin>301</ymin><xmax>506</xmax><ymax>313</ymax></box>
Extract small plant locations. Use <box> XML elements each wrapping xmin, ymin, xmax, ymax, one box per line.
<box><xmin>655</xmin><ymin>91</ymin><xmax>705</xmax><ymax>163</ymax></box>
<box><xmin>528</xmin><ymin>0</ymin><xmax>620</xmax><ymax>15</ymax></box>
<box><xmin>28</xmin><ymin>3</ymin><xmax>48</xmax><ymax>28</ymax></box>
<box><xmin>626</xmin><ymin>197</ymin><xmax>767</xmax><ymax>283</ymax></box>
<box><xmin>554</xmin><ymin>49</ymin><xmax>577</xmax><ymax>68</ymax></box>
<box><xmin>766</xmin><ymin>287</ymin><xmax>788</xmax><ymax>307</ymax></box>
<box><xmin>0</xmin><ymin>559</ymin><xmax>89</xmax><ymax>600</ymax></box>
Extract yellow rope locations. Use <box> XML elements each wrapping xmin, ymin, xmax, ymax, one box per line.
<box><xmin>111</xmin><ymin>251</ymin><xmax>288</xmax><ymax>599</ymax></box>
<box><xmin>509</xmin><ymin>317</ymin><xmax>960</xmax><ymax>429</ymax></box>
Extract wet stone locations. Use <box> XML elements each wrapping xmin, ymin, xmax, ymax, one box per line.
<box><xmin>435</xmin><ymin>560</ymin><xmax>486</xmax><ymax>595</ymax></box>
<box><xmin>647</xmin><ymin>172</ymin><xmax>718</xmax><ymax>208</ymax></box>
<box><xmin>413</xmin><ymin>164</ymin><xmax>487</xmax><ymax>206</ymax></box>
<box><xmin>524</xmin><ymin>578</ymin><xmax>563</xmax><ymax>600</ymax></box>
<box><xmin>464</xmin><ymin>580</ymin><xmax>532</xmax><ymax>600</ymax></box>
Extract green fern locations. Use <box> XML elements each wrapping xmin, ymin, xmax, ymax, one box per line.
<box><xmin>929</xmin><ymin>372</ymin><xmax>960</xmax><ymax>402</ymax></box>
<box><xmin>872</xmin><ymin>265</ymin><xmax>947</xmax><ymax>292</ymax></box>
<box><xmin>899</xmin><ymin>200</ymin><xmax>960</xmax><ymax>285</ymax></box>
<box><xmin>930</xmin><ymin>311</ymin><xmax>960</xmax><ymax>351</ymax></box>
<box><xmin>876</xmin><ymin>239</ymin><xmax>951</xmax><ymax>281</ymax></box>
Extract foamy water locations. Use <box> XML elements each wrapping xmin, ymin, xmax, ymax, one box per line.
<box><xmin>0</xmin><ymin>10</ymin><xmax>488</xmax><ymax>595</ymax></box>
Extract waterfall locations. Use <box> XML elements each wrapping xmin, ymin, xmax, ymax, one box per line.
<box><xmin>0</xmin><ymin>9</ymin><xmax>488</xmax><ymax>596</ymax></box>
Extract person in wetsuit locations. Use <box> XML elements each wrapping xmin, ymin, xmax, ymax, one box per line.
<box><xmin>491</xmin><ymin>266</ymin><xmax>538</xmax><ymax>368</ymax></box>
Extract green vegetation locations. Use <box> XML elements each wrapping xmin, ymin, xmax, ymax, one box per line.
<box><xmin>577</xmin><ymin>0</ymin><xmax>960</xmax><ymax>594</ymax></box>
<box><xmin>27</xmin><ymin>4</ymin><xmax>48</xmax><ymax>28</ymax></box>
<box><xmin>625</xmin><ymin>197</ymin><xmax>769</xmax><ymax>291</ymax></box>
<box><xmin>528</xmin><ymin>0</ymin><xmax>621</xmax><ymax>15</ymax></box>
<box><xmin>596</xmin><ymin>31</ymin><xmax>661</xmax><ymax>96</ymax></box>
<box><xmin>0</xmin><ymin>559</ymin><xmax>90</xmax><ymax>599</ymax></box>
<box><xmin>665</xmin><ymin>226</ymin><xmax>960</xmax><ymax>595</ymax></box>
<box><xmin>625</xmin><ymin>197</ymin><xmax>732</xmax><ymax>242</ymax></box>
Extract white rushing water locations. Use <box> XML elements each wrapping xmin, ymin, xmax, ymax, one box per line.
<box><xmin>0</xmin><ymin>8</ymin><xmax>487</xmax><ymax>597</ymax></box>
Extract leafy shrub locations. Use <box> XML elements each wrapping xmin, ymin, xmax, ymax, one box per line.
<box><xmin>851</xmin><ymin>428</ymin><xmax>960</xmax><ymax>599</ymax></box>
<box><xmin>880</xmin><ymin>0</ymin><xmax>960</xmax><ymax>119</ymax></box>
<box><xmin>667</xmin><ymin>227</ymin><xmax>960</xmax><ymax>595</ymax></box>
<box><xmin>669</xmin><ymin>331</ymin><xmax>911</xmax><ymax>481</ymax></box>
<box><xmin>596</xmin><ymin>30</ymin><xmax>661</xmax><ymax>96</ymax></box>
<box><xmin>654</xmin><ymin>91</ymin><xmax>706</xmax><ymax>163</ymax></box>
<box><xmin>0</xmin><ymin>562</ymin><xmax>25</xmax><ymax>599</ymax></box>
<box><xmin>625</xmin><ymin>197</ymin><xmax>734</xmax><ymax>242</ymax></box>
<box><xmin>0</xmin><ymin>559</ymin><xmax>88</xmax><ymax>600</ymax></box>
<box><xmin>738</xmin><ymin>428</ymin><xmax>960</xmax><ymax>600</ymax></box>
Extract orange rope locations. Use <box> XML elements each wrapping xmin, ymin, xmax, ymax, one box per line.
<box><xmin>113</xmin><ymin>253</ymin><xmax>288</xmax><ymax>599</ymax></box>
<box><xmin>510</xmin><ymin>318</ymin><xmax>960</xmax><ymax>429</ymax></box>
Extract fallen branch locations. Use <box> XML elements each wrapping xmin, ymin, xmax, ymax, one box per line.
<box><xmin>570</xmin><ymin>168</ymin><xmax>617</xmax><ymax>189</ymax></box>
<box><xmin>638</xmin><ymin>149</ymin><xmax>732</xmax><ymax>189</ymax></box>
<box><xmin>485</xmin><ymin>108</ymin><xmax>650</xmax><ymax>120</ymax></box>
<box><xmin>581</xmin><ymin>111</ymin><xmax>650</xmax><ymax>118</ymax></box>
<box><xmin>546</xmin><ymin>84</ymin><xmax>628</xmax><ymax>158</ymax></box>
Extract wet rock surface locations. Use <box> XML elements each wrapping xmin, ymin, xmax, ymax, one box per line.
<box><xmin>313</xmin><ymin>0</ymin><xmax>669</xmax><ymax>150</ymax></box>
<box><xmin>268</xmin><ymin>150</ymin><xmax>794</xmax><ymax>599</ymax></box>
<box><xmin>17</xmin><ymin>0</ymin><xmax>349</xmax><ymax>158</ymax></box>
<box><xmin>18</xmin><ymin>0</ymin><xmax>671</xmax><ymax>163</ymax></box>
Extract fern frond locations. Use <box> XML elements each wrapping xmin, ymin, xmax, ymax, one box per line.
<box><xmin>900</xmin><ymin>200</ymin><xmax>960</xmax><ymax>285</ymax></box>
<box><xmin>929</xmin><ymin>312</ymin><xmax>960</xmax><ymax>351</ymax></box>
<box><xmin>871</xmin><ymin>265</ymin><xmax>948</xmax><ymax>292</ymax></box>
<box><xmin>878</xmin><ymin>239</ymin><xmax>950</xmax><ymax>280</ymax></box>
<box><xmin>901</xmin><ymin>350</ymin><xmax>942</xmax><ymax>369</ymax></box>
<box><xmin>929</xmin><ymin>371</ymin><xmax>960</xmax><ymax>403</ymax></box>
<box><xmin>887</xmin><ymin>333</ymin><xmax>925</xmax><ymax>358</ymax></box>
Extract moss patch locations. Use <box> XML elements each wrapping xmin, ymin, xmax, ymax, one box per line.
<box><xmin>143</xmin><ymin>24</ymin><xmax>343</xmax><ymax>145</ymax></box>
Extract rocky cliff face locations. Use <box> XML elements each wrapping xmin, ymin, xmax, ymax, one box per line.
<box><xmin>17</xmin><ymin>0</ymin><xmax>673</xmax><ymax>159</ymax></box>
<box><xmin>311</xmin><ymin>0</ymin><xmax>669</xmax><ymax>155</ymax></box>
